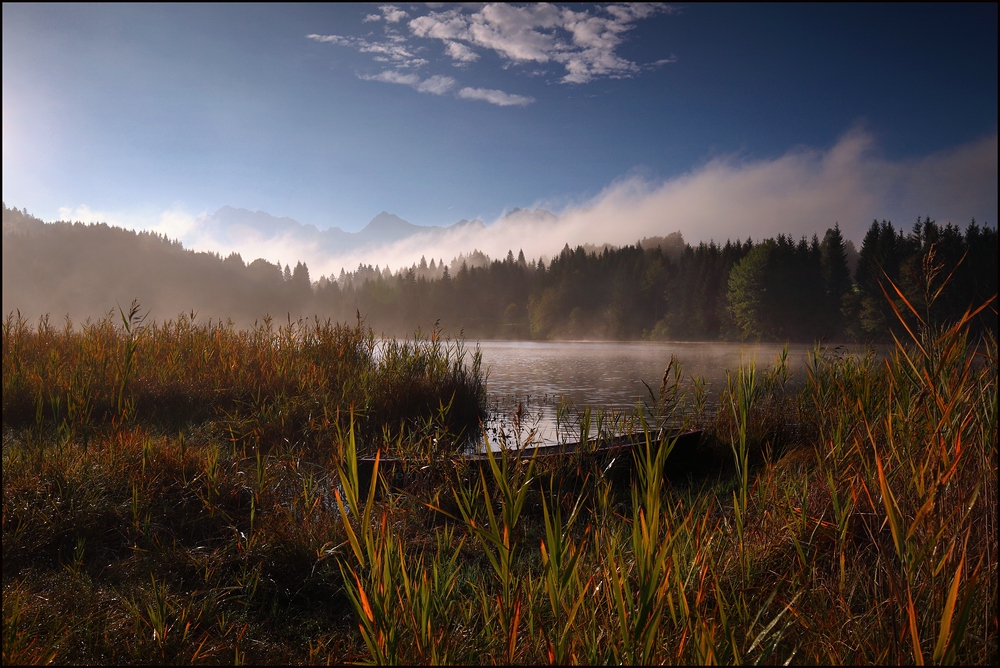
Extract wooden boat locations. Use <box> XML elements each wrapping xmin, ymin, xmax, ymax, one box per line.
<box><xmin>356</xmin><ymin>427</ymin><xmax>704</xmax><ymax>491</ymax></box>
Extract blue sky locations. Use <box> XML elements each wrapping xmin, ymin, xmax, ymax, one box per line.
<box><xmin>3</xmin><ymin>3</ymin><xmax>997</xmax><ymax>268</ymax></box>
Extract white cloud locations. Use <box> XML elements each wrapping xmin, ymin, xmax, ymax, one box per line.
<box><xmin>545</xmin><ymin>129</ymin><xmax>997</xmax><ymax>250</ymax></box>
<box><xmin>408</xmin><ymin>3</ymin><xmax>675</xmax><ymax>83</ymax></box>
<box><xmin>310</xmin><ymin>130</ymin><xmax>998</xmax><ymax>276</ymax></box>
<box><xmin>306</xmin><ymin>33</ymin><xmax>426</xmax><ymax>68</ymax></box>
<box><xmin>361</xmin><ymin>5</ymin><xmax>408</xmax><ymax>23</ymax></box>
<box><xmin>306</xmin><ymin>33</ymin><xmax>348</xmax><ymax>44</ymax></box>
<box><xmin>379</xmin><ymin>5</ymin><xmax>409</xmax><ymax>24</ymax></box>
<box><xmin>445</xmin><ymin>40</ymin><xmax>479</xmax><ymax>63</ymax></box>
<box><xmin>356</xmin><ymin>69</ymin><xmax>527</xmax><ymax>106</ymax></box>
<box><xmin>457</xmin><ymin>86</ymin><xmax>535</xmax><ymax>106</ymax></box>
<box><xmin>360</xmin><ymin>71</ymin><xmax>455</xmax><ymax>95</ymax></box>
<box><xmin>55</xmin><ymin>205</ymin><xmax>205</xmax><ymax>243</ymax></box>
<box><xmin>360</xmin><ymin>70</ymin><xmax>420</xmax><ymax>86</ymax></box>
<box><xmin>416</xmin><ymin>74</ymin><xmax>457</xmax><ymax>95</ymax></box>
<box><xmin>54</xmin><ymin>132</ymin><xmax>995</xmax><ymax>282</ymax></box>
<box><xmin>151</xmin><ymin>208</ymin><xmax>203</xmax><ymax>240</ymax></box>
<box><xmin>57</xmin><ymin>204</ymin><xmax>115</xmax><ymax>225</ymax></box>
<box><xmin>308</xmin><ymin>3</ymin><xmax>675</xmax><ymax>106</ymax></box>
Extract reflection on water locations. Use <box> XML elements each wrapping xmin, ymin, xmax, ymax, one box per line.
<box><xmin>479</xmin><ymin>340</ymin><xmax>815</xmax><ymax>406</ymax></box>
<box><xmin>472</xmin><ymin>340</ymin><xmax>858</xmax><ymax>448</ymax></box>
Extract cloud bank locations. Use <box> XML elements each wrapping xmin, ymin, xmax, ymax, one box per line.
<box><xmin>61</xmin><ymin>130</ymin><xmax>997</xmax><ymax>281</ymax></box>
<box><xmin>316</xmin><ymin>129</ymin><xmax>996</xmax><ymax>278</ymax></box>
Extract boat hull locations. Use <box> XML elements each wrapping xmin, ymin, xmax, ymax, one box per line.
<box><xmin>354</xmin><ymin>428</ymin><xmax>704</xmax><ymax>492</ymax></box>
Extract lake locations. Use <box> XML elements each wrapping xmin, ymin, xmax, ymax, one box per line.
<box><xmin>470</xmin><ymin>340</ymin><xmax>850</xmax><ymax>447</ymax></box>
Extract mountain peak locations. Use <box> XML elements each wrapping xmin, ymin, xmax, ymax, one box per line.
<box><xmin>363</xmin><ymin>211</ymin><xmax>414</xmax><ymax>231</ymax></box>
<box><xmin>450</xmin><ymin>218</ymin><xmax>486</xmax><ymax>230</ymax></box>
<box><xmin>503</xmin><ymin>207</ymin><xmax>556</xmax><ymax>222</ymax></box>
<box><xmin>211</xmin><ymin>206</ymin><xmax>311</xmax><ymax>234</ymax></box>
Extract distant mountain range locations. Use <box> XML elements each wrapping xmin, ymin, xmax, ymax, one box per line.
<box><xmin>199</xmin><ymin>206</ymin><xmax>491</xmax><ymax>256</ymax></box>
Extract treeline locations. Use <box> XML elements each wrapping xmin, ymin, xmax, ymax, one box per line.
<box><xmin>322</xmin><ymin>219</ymin><xmax>996</xmax><ymax>342</ymax></box>
<box><xmin>2</xmin><ymin>203</ymin><xmax>315</xmax><ymax>328</ymax></box>
<box><xmin>3</xmin><ymin>202</ymin><xmax>995</xmax><ymax>341</ymax></box>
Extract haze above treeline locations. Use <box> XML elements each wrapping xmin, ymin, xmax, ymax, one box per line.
<box><xmin>4</xmin><ymin>203</ymin><xmax>996</xmax><ymax>343</ymax></box>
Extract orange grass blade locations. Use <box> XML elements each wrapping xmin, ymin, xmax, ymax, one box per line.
<box><xmin>353</xmin><ymin>571</ymin><xmax>375</xmax><ymax>622</ymax></box>
<box><xmin>334</xmin><ymin>488</ymin><xmax>364</xmax><ymax>565</ymax></box>
<box><xmin>932</xmin><ymin>551</ymin><xmax>965</xmax><ymax>662</ymax></box>
<box><xmin>942</xmin><ymin>555</ymin><xmax>984</xmax><ymax>664</ymax></box>
<box><xmin>880</xmin><ymin>280</ymin><xmax>928</xmax><ymax>358</ymax></box>
<box><xmin>905</xmin><ymin>493</ymin><xmax>937</xmax><ymax>543</ymax></box>
<box><xmin>874</xmin><ymin>452</ymin><xmax>905</xmax><ymax>560</ymax></box>
<box><xmin>883</xmin><ymin>274</ymin><xmax>925</xmax><ymax>325</ymax></box>
<box><xmin>507</xmin><ymin>596</ymin><xmax>522</xmax><ymax>663</ymax></box>
<box><xmin>906</xmin><ymin>587</ymin><xmax>924</xmax><ymax>665</ymax></box>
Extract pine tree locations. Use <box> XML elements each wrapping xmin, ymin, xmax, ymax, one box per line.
<box><xmin>820</xmin><ymin>224</ymin><xmax>851</xmax><ymax>337</ymax></box>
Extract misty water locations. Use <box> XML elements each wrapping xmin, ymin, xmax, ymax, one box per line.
<box><xmin>473</xmin><ymin>340</ymin><xmax>839</xmax><ymax>448</ymax></box>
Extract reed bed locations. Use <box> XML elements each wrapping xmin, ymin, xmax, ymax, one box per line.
<box><xmin>3</xmin><ymin>283</ymin><xmax>996</xmax><ymax>664</ymax></box>
<box><xmin>1</xmin><ymin>305</ymin><xmax>486</xmax><ymax>452</ymax></box>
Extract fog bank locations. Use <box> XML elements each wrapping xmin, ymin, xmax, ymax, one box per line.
<box><xmin>59</xmin><ymin>129</ymin><xmax>997</xmax><ymax>278</ymax></box>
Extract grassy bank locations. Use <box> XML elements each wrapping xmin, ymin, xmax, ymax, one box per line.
<box><xmin>3</xmin><ymin>296</ymin><xmax>996</xmax><ymax>664</ymax></box>
<box><xmin>1</xmin><ymin>305</ymin><xmax>486</xmax><ymax>452</ymax></box>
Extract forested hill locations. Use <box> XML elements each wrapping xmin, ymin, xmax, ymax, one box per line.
<box><xmin>3</xmin><ymin>203</ymin><xmax>996</xmax><ymax>342</ymax></box>
<box><xmin>2</xmin><ymin>204</ymin><xmax>314</xmax><ymax>328</ymax></box>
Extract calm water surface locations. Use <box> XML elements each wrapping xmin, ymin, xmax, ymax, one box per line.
<box><xmin>478</xmin><ymin>340</ymin><xmax>814</xmax><ymax>406</ymax></box>
<box><xmin>472</xmin><ymin>340</ymin><xmax>825</xmax><ymax>446</ymax></box>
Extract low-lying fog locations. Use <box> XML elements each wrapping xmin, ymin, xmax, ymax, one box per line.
<box><xmin>475</xmin><ymin>339</ymin><xmax>883</xmax><ymax>446</ymax></box>
<box><xmin>60</xmin><ymin>128</ymin><xmax>997</xmax><ymax>281</ymax></box>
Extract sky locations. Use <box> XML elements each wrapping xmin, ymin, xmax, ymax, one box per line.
<box><xmin>3</xmin><ymin>3</ymin><xmax>997</xmax><ymax>272</ymax></box>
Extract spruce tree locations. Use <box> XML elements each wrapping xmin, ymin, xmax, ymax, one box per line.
<box><xmin>820</xmin><ymin>224</ymin><xmax>851</xmax><ymax>338</ymax></box>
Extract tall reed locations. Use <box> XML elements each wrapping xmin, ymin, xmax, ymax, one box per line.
<box><xmin>3</xmin><ymin>255</ymin><xmax>996</xmax><ymax>664</ymax></box>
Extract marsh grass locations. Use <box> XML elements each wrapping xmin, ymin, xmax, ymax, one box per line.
<box><xmin>3</xmin><ymin>257</ymin><xmax>997</xmax><ymax>664</ymax></box>
<box><xmin>2</xmin><ymin>311</ymin><xmax>485</xmax><ymax>454</ymax></box>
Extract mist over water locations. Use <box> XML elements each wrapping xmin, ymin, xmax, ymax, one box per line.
<box><xmin>474</xmin><ymin>340</ymin><xmax>882</xmax><ymax>447</ymax></box>
<box><xmin>481</xmin><ymin>340</ymin><xmax>804</xmax><ymax>403</ymax></box>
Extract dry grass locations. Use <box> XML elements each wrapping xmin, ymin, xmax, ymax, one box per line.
<box><xmin>3</xmin><ymin>275</ymin><xmax>996</xmax><ymax>664</ymax></box>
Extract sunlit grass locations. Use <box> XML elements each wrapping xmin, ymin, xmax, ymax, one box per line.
<box><xmin>3</xmin><ymin>270</ymin><xmax>996</xmax><ymax>664</ymax></box>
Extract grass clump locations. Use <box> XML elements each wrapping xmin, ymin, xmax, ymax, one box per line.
<box><xmin>3</xmin><ymin>264</ymin><xmax>996</xmax><ymax>664</ymax></box>
<box><xmin>2</xmin><ymin>306</ymin><xmax>486</xmax><ymax>453</ymax></box>
<box><xmin>2</xmin><ymin>307</ymin><xmax>485</xmax><ymax>664</ymax></box>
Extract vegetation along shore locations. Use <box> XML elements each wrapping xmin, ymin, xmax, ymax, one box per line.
<box><xmin>4</xmin><ymin>203</ymin><xmax>996</xmax><ymax>342</ymax></box>
<box><xmin>3</xmin><ymin>243</ymin><xmax>996</xmax><ymax>664</ymax></box>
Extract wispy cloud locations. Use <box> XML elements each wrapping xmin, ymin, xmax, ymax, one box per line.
<box><xmin>306</xmin><ymin>33</ymin><xmax>427</xmax><ymax>68</ymax></box>
<box><xmin>358</xmin><ymin>70</ymin><xmax>418</xmax><ymax>86</ymax></box>
<box><xmin>359</xmin><ymin>71</ymin><xmax>456</xmax><ymax>95</ymax></box>
<box><xmin>309</xmin><ymin>30</ymin><xmax>524</xmax><ymax>103</ymax></box>
<box><xmin>56</xmin><ymin>204</ymin><xmax>205</xmax><ymax>241</ymax></box>
<box><xmin>409</xmin><ymin>3</ymin><xmax>676</xmax><ymax>83</ymax></box>
<box><xmin>57</xmin><ymin>204</ymin><xmax>115</xmax><ymax>225</ymax></box>
<box><xmin>308</xmin><ymin>3</ymin><xmax>675</xmax><ymax>106</ymax></box>
<box><xmin>363</xmin><ymin>5</ymin><xmax>409</xmax><ymax>24</ymax></box>
<box><xmin>417</xmin><ymin>74</ymin><xmax>458</xmax><ymax>95</ymax></box>
<box><xmin>457</xmin><ymin>87</ymin><xmax>534</xmax><ymax>106</ymax></box>
<box><xmin>650</xmin><ymin>56</ymin><xmax>678</xmax><ymax>67</ymax></box>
